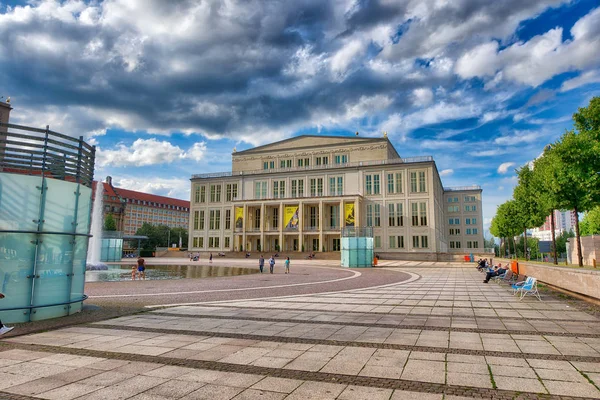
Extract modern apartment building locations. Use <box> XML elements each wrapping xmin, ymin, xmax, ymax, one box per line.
<box><xmin>188</xmin><ymin>135</ymin><xmax>483</xmax><ymax>258</ymax></box>
<box><xmin>530</xmin><ymin>210</ymin><xmax>577</xmax><ymax>241</ymax></box>
<box><xmin>93</xmin><ymin>176</ymin><xmax>190</xmax><ymax>236</ymax></box>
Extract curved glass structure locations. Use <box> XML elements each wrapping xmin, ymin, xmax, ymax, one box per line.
<box><xmin>0</xmin><ymin>122</ymin><xmax>95</xmax><ymax>323</ymax></box>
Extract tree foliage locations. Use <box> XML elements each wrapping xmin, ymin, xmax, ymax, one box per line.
<box><xmin>491</xmin><ymin>97</ymin><xmax>600</xmax><ymax>266</ymax></box>
<box><xmin>104</xmin><ymin>214</ymin><xmax>117</xmax><ymax>231</ymax></box>
<box><xmin>133</xmin><ymin>223</ymin><xmax>189</xmax><ymax>250</ymax></box>
<box><xmin>580</xmin><ymin>206</ymin><xmax>600</xmax><ymax>236</ymax></box>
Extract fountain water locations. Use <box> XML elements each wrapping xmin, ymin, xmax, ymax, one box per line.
<box><xmin>86</xmin><ymin>181</ymin><xmax>108</xmax><ymax>270</ymax></box>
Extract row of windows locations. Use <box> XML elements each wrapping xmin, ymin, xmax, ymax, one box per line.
<box><xmin>255</xmin><ymin>178</ymin><xmax>340</xmax><ymax>199</ymax></box>
<box><xmin>448</xmin><ymin>205</ymin><xmax>478</xmax><ymax>212</ymax></box>
<box><xmin>447</xmin><ymin>195</ymin><xmax>477</xmax><ymax>203</ymax></box>
<box><xmin>123</xmin><ymin>197</ymin><xmax>188</xmax><ymax>211</ymax></box>
<box><xmin>263</xmin><ymin>154</ymin><xmax>349</xmax><ymax>170</ymax></box>
<box><xmin>387</xmin><ymin>235</ymin><xmax>428</xmax><ymax>248</ymax></box>
<box><xmin>449</xmin><ymin>228</ymin><xmax>479</xmax><ymax>235</ymax></box>
<box><xmin>194</xmin><ymin>184</ymin><xmax>238</xmax><ymax>203</ymax></box>
<box><xmin>448</xmin><ymin>218</ymin><xmax>478</xmax><ymax>225</ymax></box>
<box><xmin>192</xmin><ymin>237</ymin><xmax>231</xmax><ymax>249</ymax></box>
<box><xmin>449</xmin><ymin>241</ymin><xmax>479</xmax><ymax>249</ymax></box>
<box><xmin>366</xmin><ymin>171</ymin><xmax>426</xmax><ymax>195</ymax></box>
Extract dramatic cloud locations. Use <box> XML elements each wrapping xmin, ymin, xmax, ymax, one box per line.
<box><xmin>439</xmin><ymin>169</ymin><xmax>454</xmax><ymax>177</ymax></box>
<box><xmin>97</xmin><ymin>138</ymin><xmax>206</xmax><ymax>167</ymax></box>
<box><xmin>1</xmin><ymin>0</ymin><xmax>599</xmax><ymax>219</ymax></box>
<box><xmin>497</xmin><ymin>162</ymin><xmax>516</xmax><ymax>174</ymax></box>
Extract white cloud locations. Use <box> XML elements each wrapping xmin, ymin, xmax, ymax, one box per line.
<box><xmin>439</xmin><ymin>169</ymin><xmax>453</xmax><ymax>177</ymax></box>
<box><xmin>412</xmin><ymin>88</ymin><xmax>434</xmax><ymax>107</ymax></box>
<box><xmin>494</xmin><ymin>130</ymin><xmax>544</xmax><ymax>146</ymax></box>
<box><xmin>455</xmin><ymin>7</ymin><xmax>600</xmax><ymax>87</ymax></box>
<box><xmin>113</xmin><ymin>176</ymin><xmax>190</xmax><ymax>200</ymax></box>
<box><xmin>330</xmin><ymin>39</ymin><xmax>366</xmax><ymax>78</ymax></box>
<box><xmin>497</xmin><ymin>162</ymin><xmax>515</xmax><ymax>174</ymax></box>
<box><xmin>97</xmin><ymin>138</ymin><xmax>206</xmax><ymax>167</ymax></box>
<box><xmin>560</xmin><ymin>69</ymin><xmax>600</xmax><ymax>92</ymax></box>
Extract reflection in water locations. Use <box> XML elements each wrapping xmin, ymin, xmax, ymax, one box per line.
<box><xmin>85</xmin><ymin>264</ymin><xmax>258</xmax><ymax>282</ymax></box>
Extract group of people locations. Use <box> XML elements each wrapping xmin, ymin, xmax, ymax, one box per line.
<box><xmin>476</xmin><ymin>258</ymin><xmax>509</xmax><ymax>283</ymax></box>
<box><xmin>258</xmin><ymin>255</ymin><xmax>290</xmax><ymax>274</ymax></box>
<box><xmin>131</xmin><ymin>256</ymin><xmax>146</xmax><ymax>280</ymax></box>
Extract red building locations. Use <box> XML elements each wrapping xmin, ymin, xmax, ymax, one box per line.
<box><xmin>93</xmin><ymin>176</ymin><xmax>190</xmax><ymax>236</ymax></box>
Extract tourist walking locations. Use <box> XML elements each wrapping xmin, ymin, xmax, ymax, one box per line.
<box><xmin>209</xmin><ymin>253</ymin><xmax>213</xmax><ymax>263</ymax></box>
<box><xmin>259</xmin><ymin>255</ymin><xmax>265</xmax><ymax>273</ymax></box>
<box><xmin>137</xmin><ymin>256</ymin><xmax>146</xmax><ymax>280</ymax></box>
<box><xmin>0</xmin><ymin>293</ymin><xmax>14</xmax><ymax>335</ymax></box>
<box><xmin>284</xmin><ymin>257</ymin><xmax>290</xmax><ymax>274</ymax></box>
<box><xmin>269</xmin><ymin>256</ymin><xmax>275</xmax><ymax>274</ymax></box>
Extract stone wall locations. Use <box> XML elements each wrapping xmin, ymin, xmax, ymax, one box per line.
<box><xmin>567</xmin><ymin>235</ymin><xmax>599</xmax><ymax>266</ymax></box>
<box><xmin>515</xmin><ymin>261</ymin><xmax>600</xmax><ymax>301</ymax></box>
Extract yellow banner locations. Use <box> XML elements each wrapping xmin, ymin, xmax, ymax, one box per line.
<box><xmin>284</xmin><ymin>206</ymin><xmax>299</xmax><ymax>229</ymax></box>
<box><xmin>235</xmin><ymin>207</ymin><xmax>243</xmax><ymax>229</ymax></box>
<box><xmin>344</xmin><ymin>203</ymin><xmax>355</xmax><ymax>226</ymax></box>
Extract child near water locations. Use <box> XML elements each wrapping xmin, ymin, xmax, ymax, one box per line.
<box><xmin>131</xmin><ymin>266</ymin><xmax>137</xmax><ymax>280</ymax></box>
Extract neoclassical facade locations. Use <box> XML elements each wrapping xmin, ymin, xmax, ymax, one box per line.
<box><xmin>188</xmin><ymin>135</ymin><xmax>483</xmax><ymax>257</ymax></box>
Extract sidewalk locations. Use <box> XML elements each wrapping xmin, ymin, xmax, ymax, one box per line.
<box><xmin>2</xmin><ymin>266</ymin><xmax>600</xmax><ymax>399</ymax></box>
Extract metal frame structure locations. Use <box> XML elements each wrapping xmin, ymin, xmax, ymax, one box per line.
<box><xmin>0</xmin><ymin>122</ymin><xmax>96</xmax><ymax>321</ymax></box>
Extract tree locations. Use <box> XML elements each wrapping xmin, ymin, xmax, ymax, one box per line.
<box><xmin>532</xmin><ymin>150</ymin><xmax>561</xmax><ymax>264</ymax></box>
<box><xmin>104</xmin><ymin>214</ymin><xmax>117</xmax><ymax>231</ymax></box>
<box><xmin>545</xmin><ymin>130</ymin><xmax>599</xmax><ymax>266</ymax></box>
<box><xmin>490</xmin><ymin>200</ymin><xmax>523</xmax><ymax>258</ymax></box>
<box><xmin>580</xmin><ymin>206</ymin><xmax>600</xmax><ymax>236</ymax></box>
<box><xmin>513</xmin><ymin>165</ymin><xmax>546</xmax><ymax>260</ymax></box>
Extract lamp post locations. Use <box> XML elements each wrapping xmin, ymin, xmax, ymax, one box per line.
<box><xmin>167</xmin><ymin>229</ymin><xmax>171</xmax><ymax>248</ymax></box>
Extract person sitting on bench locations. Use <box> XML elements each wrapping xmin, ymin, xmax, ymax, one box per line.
<box><xmin>483</xmin><ymin>263</ymin><xmax>508</xmax><ymax>283</ymax></box>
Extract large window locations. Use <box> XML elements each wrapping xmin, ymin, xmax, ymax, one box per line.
<box><xmin>310</xmin><ymin>178</ymin><xmax>323</xmax><ymax>196</ymax></box>
<box><xmin>411</xmin><ymin>202</ymin><xmax>427</xmax><ymax>226</ymax></box>
<box><xmin>273</xmin><ymin>180</ymin><xmax>285</xmax><ymax>198</ymax></box>
<box><xmin>225</xmin><ymin>209</ymin><xmax>231</xmax><ymax>230</ymax></box>
<box><xmin>254</xmin><ymin>209</ymin><xmax>261</xmax><ymax>229</ymax></box>
<box><xmin>280</xmin><ymin>159</ymin><xmax>292</xmax><ymax>168</ymax></box>
<box><xmin>366</xmin><ymin>204</ymin><xmax>381</xmax><ymax>227</ymax></box>
<box><xmin>291</xmin><ymin>179</ymin><xmax>304</xmax><ymax>197</ymax></box>
<box><xmin>365</xmin><ymin>174</ymin><xmax>380</xmax><ymax>195</ymax></box>
<box><xmin>210</xmin><ymin>185</ymin><xmax>221</xmax><ymax>202</ymax></box>
<box><xmin>254</xmin><ymin>181</ymin><xmax>268</xmax><ymax>199</ymax></box>
<box><xmin>389</xmin><ymin>235</ymin><xmax>405</xmax><ymax>249</ymax></box>
<box><xmin>209</xmin><ymin>210</ymin><xmax>221</xmax><ymax>230</ymax></box>
<box><xmin>387</xmin><ymin>172</ymin><xmax>402</xmax><ymax>194</ymax></box>
<box><xmin>374</xmin><ymin>236</ymin><xmax>381</xmax><ymax>248</ymax></box>
<box><xmin>329</xmin><ymin>205</ymin><xmax>340</xmax><ymax>228</ymax></box>
<box><xmin>224</xmin><ymin>237</ymin><xmax>230</xmax><ymax>248</ymax></box>
<box><xmin>373</xmin><ymin>175</ymin><xmax>380</xmax><ymax>195</ymax></box>
<box><xmin>199</xmin><ymin>210</ymin><xmax>205</xmax><ymax>230</ymax></box>
<box><xmin>193</xmin><ymin>237</ymin><xmax>204</xmax><ymax>248</ymax></box>
<box><xmin>328</xmin><ymin>176</ymin><xmax>343</xmax><ymax>196</ymax></box>
<box><xmin>272</xmin><ymin>207</ymin><xmax>279</xmax><ymax>228</ymax></box>
<box><xmin>309</xmin><ymin>206</ymin><xmax>318</xmax><ymax>228</ymax></box>
<box><xmin>226</xmin><ymin>184</ymin><xmax>238</xmax><ymax>202</ymax></box>
<box><xmin>410</xmin><ymin>171</ymin><xmax>427</xmax><ymax>193</ymax></box>
<box><xmin>200</xmin><ymin>186</ymin><xmax>206</xmax><ymax>203</ymax></box>
<box><xmin>316</xmin><ymin>156</ymin><xmax>328</xmax><ymax>166</ymax></box>
<box><xmin>193</xmin><ymin>211</ymin><xmax>200</xmax><ymax>230</ymax></box>
<box><xmin>334</xmin><ymin>154</ymin><xmax>348</xmax><ymax>164</ymax></box>
<box><xmin>194</xmin><ymin>185</ymin><xmax>201</xmax><ymax>203</ymax></box>
<box><xmin>208</xmin><ymin>237</ymin><xmax>220</xmax><ymax>248</ymax></box>
<box><xmin>298</xmin><ymin>158</ymin><xmax>310</xmax><ymax>167</ymax></box>
<box><xmin>388</xmin><ymin>203</ymin><xmax>404</xmax><ymax>227</ymax></box>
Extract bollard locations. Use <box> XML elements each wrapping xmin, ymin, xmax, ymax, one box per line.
<box><xmin>593</xmin><ymin>259</ymin><xmax>597</xmax><ymax>268</ymax></box>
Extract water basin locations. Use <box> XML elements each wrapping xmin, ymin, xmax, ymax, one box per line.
<box><xmin>85</xmin><ymin>264</ymin><xmax>258</xmax><ymax>282</ymax></box>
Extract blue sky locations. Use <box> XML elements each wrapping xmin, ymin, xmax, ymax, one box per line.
<box><xmin>1</xmin><ymin>0</ymin><xmax>600</xmax><ymax>236</ymax></box>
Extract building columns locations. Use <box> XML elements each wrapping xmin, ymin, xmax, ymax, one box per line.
<box><xmin>260</xmin><ymin>203</ymin><xmax>265</xmax><ymax>252</ymax></box>
<box><xmin>318</xmin><ymin>200</ymin><xmax>323</xmax><ymax>251</ymax></box>
<box><xmin>299</xmin><ymin>200</ymin><xmax>304</xmax><ymax>252</ymax></box>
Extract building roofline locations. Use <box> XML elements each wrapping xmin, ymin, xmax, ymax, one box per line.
<box><xmin>233</xmin><ymin>134</ymin><xmax>394</xmax><ymax>156</ymax></box>
<box><xmin>191</xmin><ymin>156</ymin><xmax>434</xmax><ymax>180</ymax></box>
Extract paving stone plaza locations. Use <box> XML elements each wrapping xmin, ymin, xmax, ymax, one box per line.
<box><xmin>1</xmin><ymin>261</ymin><xmax>600</xmax><ymax>399</ymax></box>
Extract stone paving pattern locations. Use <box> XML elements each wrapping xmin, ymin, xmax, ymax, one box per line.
<box><xmin>2</xmin><ymin>264</ymin><xmax>600</xmax><ymax>399</ymax></box>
